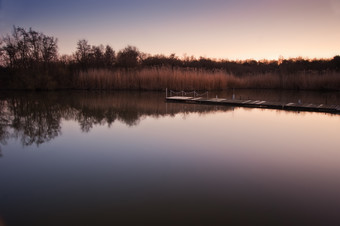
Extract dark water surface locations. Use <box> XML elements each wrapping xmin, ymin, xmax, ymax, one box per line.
<box><xmin>1</xmin><ymin>91</ymin><xmax>340</xmax><ymax>226</ymax></box>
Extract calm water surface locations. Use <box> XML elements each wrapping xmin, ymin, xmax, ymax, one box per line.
<box><xmin>0</xmin><ymin>91</ymin><xmax>340</xmax><ymax>225</ymax></box>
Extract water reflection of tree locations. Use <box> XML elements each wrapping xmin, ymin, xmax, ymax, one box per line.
<box><xmin>4</xmin><ymin>95</ymin><xmax>62</xmax><ymax>146</ymax></box>
<box><xmin>0</xmin><ymin>99</ymin><xmax>12</xmax><ymax>155</ymax></box>
<box><xmin>0</xmin><ymin>92</ymin><xmax>234</xmax><ymax>148</ymax></box>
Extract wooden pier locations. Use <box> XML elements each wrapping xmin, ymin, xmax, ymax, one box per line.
<box><xmin>166</xmin><ymin>96</ymin><xmax>340</xmax><ymax>114</ymax></box>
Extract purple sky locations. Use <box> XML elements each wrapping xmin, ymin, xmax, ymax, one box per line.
<box><xmin>1</xmin><ymin>0</ymin><xmax>340</xmax><ymax>60</ymax></box>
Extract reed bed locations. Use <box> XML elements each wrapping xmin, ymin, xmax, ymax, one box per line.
<box><xmin>75</xmin><ymin>67</ymin><xmax>340</xmax><ymax>91</ymax></box>
<box><xmin>230</xmin><ymin>72</ymin><xmax>340</xmax><ymax>90</ymax></box>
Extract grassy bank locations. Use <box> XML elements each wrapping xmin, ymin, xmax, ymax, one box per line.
<box><xmin>75</xmin><ymin>67</ymin><xmax>340</xmax><ymax>91</ymax></box>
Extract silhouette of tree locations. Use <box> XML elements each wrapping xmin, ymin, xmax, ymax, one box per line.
<box><xmin>1</xmin><ymin>30</ymin><xmax>19</xmax><ymax>68</ymax></box>
<box><xmin>1</xmin><ymin>26</ymin><xmax>58</xmax><ymax>69</ymax></box>
<box><xmin>0</xmin><ymin>39</ymin><xmax>6</xmax><ymax>67</ymax></box>
<box><xmin>331</xmin><ymin>56</ymin><xmax>340</xmax><ymax>71</ymax></box>
<box><xmin>76</xmin><ymin>39</ymin><xmax>91</xmax><ymax>69</ymax></box>
<box><xmin>117</xmin><ymin>46</ymin><xmax>140</xmax><ymax>69</ymax></box>
<box><xmin>27</xmin><ymin>28</ymin><xmax>42</xmax><ymax>64</ymax></box>
<box><xmin>91</xmin><ymin>45</ymin><xmax>104</xmax><ymax>68</ymax></box>
<box><xmin>15</xmin><ymin>27</ymin><xmax>31</xmax><ymax>69</ymax></box>
<box><xmin>104</xmin><ymin>45</ymin><xmax>115</xmax><ymax>68</ymax></box>
<box><xmin>41</xmin><ymin>35</ymin><xmax>58</xmax><ymax>65</ymax></box>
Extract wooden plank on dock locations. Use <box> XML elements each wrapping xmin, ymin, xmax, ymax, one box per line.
<box><xmin>252</xmin><ymin>100</ymin><xmax>266</xmax><ymax>104</ymax></box>
<box><xmin>167</xmin><ymin>96</ymin><xmax>193</xmax><ymax>100</ymax></box>
<box><xmin>205</xmin><ymin>98</ymin><xmax>226</xmax><ymax>102</ymax></box>
<box><xmin>166</xmin><ymin>96</ymin><xmax>340</xmax><ymax>114</ymax></box>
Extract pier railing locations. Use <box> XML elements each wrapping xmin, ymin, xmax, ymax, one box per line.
<box><xmin>166</xmin><ymin>88</ymin><xmax>208</xmax><ymax>98</ymax></box>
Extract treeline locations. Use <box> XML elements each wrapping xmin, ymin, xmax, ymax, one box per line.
<box><xmin>1</xmin><ymin>26</ymin><xmax>340</xmax><ymax>90</ymax></box>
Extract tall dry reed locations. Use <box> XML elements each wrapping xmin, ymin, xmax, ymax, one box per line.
<box><xmin>76</xmin><ymin>68</ymin><xmax>231</xmax><ymax>91</ymax></box>
<box><xmin>75</xmin><ymin>67</ymin><xmax>340</xmax><ymax>91</ymax></box>
<box><xmin>228</xmin><ymin>72</ymin><xmax>340</xmax><ymax>90</ymax></box>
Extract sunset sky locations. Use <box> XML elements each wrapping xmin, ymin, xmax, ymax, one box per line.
<box><xmin>1</xmin><ymin>0</ymin><xmax>339</xmax><ymax>60</ymax></box>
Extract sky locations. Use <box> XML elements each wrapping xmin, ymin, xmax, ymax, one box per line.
<box><xmin>0</xmin><ymin>0</ymin><xmax>340</xmax><ymax>60</ymax></box>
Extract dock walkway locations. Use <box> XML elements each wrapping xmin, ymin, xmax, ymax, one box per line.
<box><xmin>166</xmin><ymin>96</ymin><xmax>340</xmax><ymax>114</ymax></box>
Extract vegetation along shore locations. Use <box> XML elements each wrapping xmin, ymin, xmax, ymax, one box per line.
<box><xmin>1</xmin><ymin>26</ymin><xmax>340</xmax><ymax>91</ymax></box>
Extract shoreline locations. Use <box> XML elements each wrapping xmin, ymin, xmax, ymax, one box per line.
<box><xmin>1</xmin><ymin>68</ymin><xmax>340</xmax><ymax>92</ymax></box>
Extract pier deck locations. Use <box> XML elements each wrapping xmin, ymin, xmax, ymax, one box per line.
<box><xmin>166</xmin><ymin>96</ymin><xmax>340</xmax><ymax>114</ymax></box>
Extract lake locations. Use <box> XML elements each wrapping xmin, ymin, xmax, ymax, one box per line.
<box><xmin>1</xmin><ymin>90</ymin><xmax>340</xmax><ymax>225</ymax></box>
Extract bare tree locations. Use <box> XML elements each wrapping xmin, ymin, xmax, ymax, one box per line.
<box><xmin>1</xmin><ymin>26</ymin><xmax>58</xmax><ymax>69</ymax></box>
<box><xmin>0</xmin><ymin>38</ymin><xmax>8</xmax><ymax>67</ymax></box>
<box><xmin>28</xmin><ymin>28</ymin><xmax>42</xmax><ymax>63</ymax></box>
<box><xmin>76</xmin><ymin>39</ymin><xmax>91</xmax><ymax>68</ymax></box>
<box><xmin>1</xmin><ymin>28</ymin><xmax>20</xmax><ymax>68</ymax></box>
<box><xmin>15</xmin><ymin>27</ymin><xmax>31</xmax><ymax>68</ymax></box>
<box><xmin>104</xmin><ymin>45</ymin><xmax>115</xmax><ymax>68</ymax></box>
<box><xmin>117</xmin><ymin>45</ymin><xmax>140</xmax><ymax>69</ymax></box>
<box><xmin>42</xmin><ymin>35</ymin><xmax>58</xmax><ymax>64</ymax></box>
<box><xmin>91</xmin><ymin>45</ymin><xmax>104</xmax><ymax>68</ymax></box>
